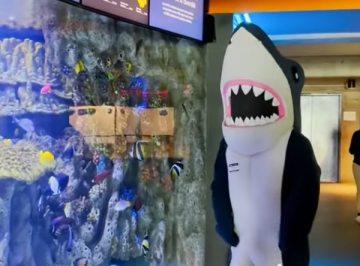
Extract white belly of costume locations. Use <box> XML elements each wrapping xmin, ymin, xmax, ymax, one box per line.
<box><xmin>226</xmin><ymin>132</ymin><xmax>291</xmax><ymax>266</ymax></box>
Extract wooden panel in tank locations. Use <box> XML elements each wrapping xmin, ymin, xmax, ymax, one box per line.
<box><xmin>116</xmin><ymin>107</ymin><xmax>140</xmax><ymax>135</ymax></box>
<box><xmin>69</xmin><ymin>106</ymin><xmax>116</xmax><ymax>138</ymax></box>
<box><xmin>139</xmin><ymin>108</ymin><xmax>174</xmax><ymax>136</ymax></box>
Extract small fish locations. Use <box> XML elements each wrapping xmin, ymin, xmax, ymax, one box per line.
<box><xmin>126</xmin><ymin>62</ymin><xmax>132</xmax><ymax>72</ymax></box>
<box><xmin>66</xmin><ymin>227</ymin><xmax>73</xmax><ymax>252</ymax></box>
<box><xmin>3</xmin><ymin>139</ymin><xmax>12</xmax><ymax>145</ymax></box>
<box><xmin>51</xmin><ymin>216</ymin><xmax>73</xmax><ymax>235</ymax></box>
<box><xmin>12</xmin><ymin>116</ymin><xmax>35</xmax><ymax>132</ymax></box>
<box><xmin>107</xmin><ymin>72</ymin><xmax>114</xmax><ymax>80</ymax></box>
<box><xmin>48</xmin><ymin>173</ymin><xmax>69</xmax><ymax>194</ymax></box>
<box><xmin>39</xmin><ymin>151</ymin><xmax>55</xmax><ymax>167</ymax></box>
<box><xmin>169</xmin><ymin>159</ymin><xmax>184</xmax><ymax>179</ymax></box>
<box><xmin>114</xmin><ymin>199</ymin><xmax>131</xmax><ymax>212</ymax></box>
<box><xmin>62</xmin><ymin>142</ymin><xmax>75</xmax><ymax>161</ymax></box>
<box><xmin>64</xmin><ymin>202</ymin><xmax>71</xmax><ymax>218</ymax></box>
<box><xmin>129</xmin><ymin>140</ymin><xmax>148</xmax><ymax>161</ymax></box>
<box><xmin>14</xmin><ymin>128</ymin><xmax>19</xmax><ymax>136</ymax></box>
<box><xmin>73</xmin><ymin>257</ymin><xmax>88</xmax><ymax>266</ymax></box>
<box><xmin>40</xmin><ymin>84</ymin><xmax>52</xmax><ymax>94</ymax></box>
<box><xmin>106</xmin><ymin>57</ymin><xmax>112</xmax><ymax>67</ymax></box>
<box><xmin>142</xmin><ymin>233</ymin><xmax>149</xmax><ymax>256</ymax></box>
<box><xmin>75</xmin><ymin>60</ymin><xmax>85</xmax><ymax>74</ymax></box>
<box><xmin>92</xmin><ymin>169</ymin><xmax>112</xmax><ymax>183</ymax></box>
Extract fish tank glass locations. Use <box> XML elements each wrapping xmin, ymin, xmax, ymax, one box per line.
<box><xmin>0</xmin><ymin>1</ymin><xmax>206</xmax><ymax>266</ymax></box>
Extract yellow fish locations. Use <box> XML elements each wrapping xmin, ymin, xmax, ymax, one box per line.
<box><xmin>3</xmin><ymin>139</ymin><xmax>12</xmax><ymax>145</ymax></box>
<box><xmin>39</xmin><ymin>151</ymin><xmax>55</xmax><ymax>167</ymax></box>
<box><xmin>64</xmin><ymin>202</ymin><xmax>71</xmax><ymax>218</ymax></box>
<box><xmin>126</xmin><ymin>62</ymin><xmax>132</xmax><ymax>73</ymax></box>
<box><xmin>106</xmin><ymin>57</ymin><xmax>112</xmax><ymax>68</ymax></box>
<box><xmin>75</xmin><ymin>60</ymin><xmax>85</xmax><ymax>74</ymax></box>
<box><xmin>137</xmin><ymin>0</ymin><xmax>147</xmax><ymax>8</ymax></box>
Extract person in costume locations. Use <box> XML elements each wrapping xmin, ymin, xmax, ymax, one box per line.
<box><xmin>211</xmin><ymin>23</ymin><xmax>321</xmax><ymax>266</ymax></box>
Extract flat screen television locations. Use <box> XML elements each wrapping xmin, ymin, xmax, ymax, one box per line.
<box><xmin>82</xmin><ymin>0</ymin><xmax>149</xmax><ymax>25</ymax></box>
<box><xmin>149</xmin><ymin>0</ymin><xmax>204</xmax><ymax>41</ymax></box>
<box><xmin>63</xmin><ymin>0</ymin><xmax>206</xmax><ymax>41</ymax></box>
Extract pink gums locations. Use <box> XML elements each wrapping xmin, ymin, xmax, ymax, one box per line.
<box><xmin>223</xmin><ymin>79</ymin><xmax>285</xmax><ymax>120</ymax></box>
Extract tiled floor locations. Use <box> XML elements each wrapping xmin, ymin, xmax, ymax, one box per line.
<box><xmin>310</xmin><ymin>183</ymin><xmax>360</xmax><ymax>266</ymax></box>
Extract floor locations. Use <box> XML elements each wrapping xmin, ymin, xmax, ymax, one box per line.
<box><xmin>310</xmin><ymin>183</ymin><xmax>360</xmax><ymax>266</ymax></box>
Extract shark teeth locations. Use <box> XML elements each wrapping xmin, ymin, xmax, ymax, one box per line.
<box><xmin>226</xmin><ymin>85</ymin><xmax>279</xmax><ymax>107</ymax></box>
<box><xmin>225</xmin><ymin>114</ymin><xmax>280</xmax><ymax>127</ymax></box>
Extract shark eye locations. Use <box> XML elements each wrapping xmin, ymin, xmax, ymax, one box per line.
<box><xmin>291</xmin><ymin>66</ymin><xmax>300</xmax><ymax>83</ymax></box>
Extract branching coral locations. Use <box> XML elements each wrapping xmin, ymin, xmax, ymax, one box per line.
<box><xmin>0</xmin><ymin>140</ymin><xmax>55</xmax><ymax>182</ymax></box>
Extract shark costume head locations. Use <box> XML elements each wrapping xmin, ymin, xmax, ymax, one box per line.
<box><xmin>221</xmin><ymin>23</ymin><xmax>304</xmax><ymax>155</ymax></box>
<box><xmin>212</xmin><ymin>22</ymin><xmax>320</xmax><ymax>266</ymax></box>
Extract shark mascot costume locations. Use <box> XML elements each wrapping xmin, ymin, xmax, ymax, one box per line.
<box><xmin>211</xmin><ymin>23</ymin><xmax>321</xmax><ymax>266</ymax></box>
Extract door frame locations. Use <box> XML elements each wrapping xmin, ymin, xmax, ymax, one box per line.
<box><xmin>301</xmin><ymin>93</ymin><xmax>342</xmax><ymax>183</ymax></box>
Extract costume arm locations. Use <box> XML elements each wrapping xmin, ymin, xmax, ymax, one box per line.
<box><xmin>280</xmin><ymin>136</ymin><xmax>320</xmax><ymax>250</ymax></box>
<box><xmin>211</xmin><ymin>139</ymin><xmax>239</xmax><ymax>247</ymax></box>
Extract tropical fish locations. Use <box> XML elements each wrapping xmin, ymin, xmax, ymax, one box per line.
<box><xmin>62</xmin><ymin>142</ymin><xmax>75</xmax><ymax>161</ymax></box>
<box><xmin>126</xmin><ymin>62</ymin><xmax>132</xmax><ymax>72</ymax></box>
<box><xmin>40</xmin><ymin>84</ymin><xmax>52</xmax><ymax>94</ymax></box>
<box><xmin>92</xmin><ymin>169</ymin><xmax>112</xmax><ymax>183</ymax></box>
<box><xmin>142</xmin><ymin>233</ymin><xmax>149</xmax><ymax>256</ymax></box>
<box><xmin>48</xmin><ymin>173</ymin><xmax>69</xmax><ymax>194</ymax></box>
<box><xmin>169</xmin><ymin>159</ymin><xmax>184</xmax><ymax>179</ymax></box>
<box><xmin>75</xmin><ymin>60</ymin><xmax>85</xmax><ymax>74</ymax></box>
<box><xmin>66</xmin><ymin>227</ymin><xmax>73</xmax><ymax>252</ymax></box>
<box><xmin>14</xmin><ymin>128</ymin><xmax>19</xmax><ymax>136</ymax></box>
<box><xmin>73</xmin><ymin>257</ymin><xmax>88</xmax><ymax>266</ymax></box>
<box><xmin>12</xmin><ymin>116</ymin><xmax>35</xmax><ymax>132</ymax></box>
<box><xmin>51</xmin><ymin>216</ymin><xmax>73</xmax><ymax>235</ymax></box>
<box><xmin>106</xmin><ymin>57</ymin><xmax>112</xmax><ymax>67</ymax></box>
<box><xmin>3</xmin><ymin>139</ymin><xmax>12</xmax><ymax>145</ymax></box>
<box><xmin>129</xmin><ymin>140</ymin><xmax>148</xmax><ymax>161</ymax></box>
<box><xmin>39</xmin><ymin>151</ymin><xmax>55</xmax><ymax>167</ymax></box>
<box><xmin>114</xmin><ymin>199</ymin><xmax>131</xmax><ymax>212</ymax></box>
<box><xmin>64</xmin><ymin>202</ymin><xmax>72</xmax><ymax>218</ymax></box>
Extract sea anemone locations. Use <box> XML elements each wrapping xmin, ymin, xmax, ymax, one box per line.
<box><xmin>0</xmin><ymin>140</ymin><xmax>55</xmax><ymax>182</ymax></box>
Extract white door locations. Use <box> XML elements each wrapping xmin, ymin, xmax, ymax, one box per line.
<box><xmin>301</xmin><ymin>94</ymin><xmax>341</xmax><ymax>182</ymax></box>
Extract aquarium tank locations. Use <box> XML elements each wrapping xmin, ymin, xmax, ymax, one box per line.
<box><xmin>0</xmin><ymin>0</ymin><xmax>207</xmax><ymax>265</ymax></box>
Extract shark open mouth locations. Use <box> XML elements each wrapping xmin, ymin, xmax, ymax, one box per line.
<box><xmin>223</xmin><ymin>80</ymin><xmax>285</xmax><ymax>127</ymax></box>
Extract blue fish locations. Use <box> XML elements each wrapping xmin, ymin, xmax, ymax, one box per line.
<box><xmin>48</xmin><ymin>173</ymin><xmax>69</xmax><ymax>194</ymax></box>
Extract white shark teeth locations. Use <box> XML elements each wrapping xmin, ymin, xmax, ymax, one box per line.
<box><xmin>241</xmin><ymin>85</ymin><xmax>251</xmax><ymax>95</ymax></box>
<box><xmin>252</xmin><ymin>87</ymin><xmax>263</xmax><ymax>97</ymax></box>
<box><xmin>225</xmin><ymin>114</ymin><xmax>280</xmax><ymax>127</ymax></box>
<box><xmin>227</xmin><ymin>85</ymin><xmax>278</xmax><ymax>101</ymax></box>
<box><xmin>272</xmin><ymin>97</ymin><xmax>280</xmax><ymax>106</ymax></box>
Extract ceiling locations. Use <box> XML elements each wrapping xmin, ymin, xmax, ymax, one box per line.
<box><xmin>209</xmin><ymin>0</ymin><xmax>360</xmax><ymax>13</ymax></box>
<box><xmin>233</xmin><ymin>10</ymin><xmax>360</xmax><ymax>45</ymax></box>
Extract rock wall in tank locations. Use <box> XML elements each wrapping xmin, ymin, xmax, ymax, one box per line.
<box><xmin>0</xmin><ymin>0</ymin><xmax>207</xmax><ymax>265</ymax></box>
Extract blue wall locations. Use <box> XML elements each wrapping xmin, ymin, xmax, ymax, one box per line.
<box><xmin>233</xmin><ymin>10</ymin><xmax>360</xmax><ymax>44</ymax></box>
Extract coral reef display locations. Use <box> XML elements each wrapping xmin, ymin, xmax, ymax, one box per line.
<box><xmin>0</xmin><ymin>0</ymin><xmax>206</xmax><ymax>266</ymax></box>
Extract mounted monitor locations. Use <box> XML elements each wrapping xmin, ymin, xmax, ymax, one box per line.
<box><xmin>82</xmin><ymin>0</ymin><xmax>149</xmax><ymax>25</ymax></box>
<box><xmin>149</xmin><ymin>0</ymin><xmax>205</xmax><ymax>41</ymax></box>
